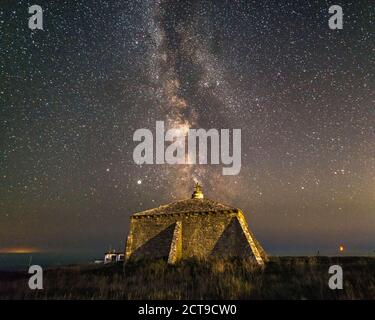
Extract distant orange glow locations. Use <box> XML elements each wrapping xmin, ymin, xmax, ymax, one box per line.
<box><xmin>339</xmin><ymin>245</ymin><xmax>345</xmax><ymax>252</ymax></box>
<box><xmin>0</xmin><ymin>247</ymin><xmax>42</xmax><ymax>254</ymax></box>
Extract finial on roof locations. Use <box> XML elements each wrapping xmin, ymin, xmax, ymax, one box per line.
<box><xmin>191</xmin><ymin>182</ymin><xmax>204</xmax><ymax>199</ymax></box>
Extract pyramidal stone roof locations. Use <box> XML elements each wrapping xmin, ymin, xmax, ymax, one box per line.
<box><xmin>126</xmin><ymin>183</ymin><xmax>268</xmax><ymax>265</ymax></box>
<box><xmin>134</xmin><ymin>197</ymin><xmax>237</xmax><ymax>217</ymax></box>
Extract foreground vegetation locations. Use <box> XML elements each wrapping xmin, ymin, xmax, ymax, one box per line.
<box><xmin>0</xmin><ymin>257</ymin><xmax>374</xmax><ymax>299</ymax></box>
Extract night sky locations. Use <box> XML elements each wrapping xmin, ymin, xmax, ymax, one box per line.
<box><xmin>1</xmin><ymin>0</ymin><xmax>374</xmax><ymax>257</ymax></box>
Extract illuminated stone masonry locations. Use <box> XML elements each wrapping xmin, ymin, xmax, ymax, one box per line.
<box><xmin>125</xmin><ymin>184</ymin><xmax>268</xmax><ymax>265</ymax></box>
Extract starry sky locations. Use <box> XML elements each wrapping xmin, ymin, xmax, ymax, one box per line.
<box><xmin>1</xmin><ymin>0</ymin><xmax>374</xmax><ymax>257</ymax></box>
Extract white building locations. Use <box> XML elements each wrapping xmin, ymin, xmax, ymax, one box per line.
<box><xmin>104</xmin><ymin>250</ymin><xmax>124</xmax><ymax>264</ymax></box>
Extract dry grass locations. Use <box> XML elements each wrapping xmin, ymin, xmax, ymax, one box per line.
<box><xmin>0</xmin><ymin>257</ymin><xmax>374</xmax><ymax>300</ymax></box>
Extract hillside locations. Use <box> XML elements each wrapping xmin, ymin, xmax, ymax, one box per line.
<box><xmin>1</xmin><ymin>257</ymin><xmax>374</xmax><ymax>299</ymax></box>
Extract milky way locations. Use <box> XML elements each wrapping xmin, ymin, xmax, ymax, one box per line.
<box><xmin>0</xmin><ymin>0</ymin><xmax>374</xmax><ymax>255</ymax></box>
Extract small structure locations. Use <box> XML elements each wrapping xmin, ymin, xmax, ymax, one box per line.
<box><xmin>104</xmin><ymin>250</ymin><xmax>124</xmax><ymax>264</ymax></box>
<box><xmin>125</xmin><ymin>183</ymin><xmax>268</xmax><ymax>265</ymax></box>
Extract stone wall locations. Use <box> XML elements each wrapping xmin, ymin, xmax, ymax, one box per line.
<box><xmin>125</xmin><ymin>209</ymin><xmax>265</xmax><ymax>263</ymax></box>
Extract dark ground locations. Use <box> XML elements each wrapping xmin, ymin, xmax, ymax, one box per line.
<box><xmin>0</xmin><ymin>257</ymin><xmax>374</xmax><ymax>299</ymax></box>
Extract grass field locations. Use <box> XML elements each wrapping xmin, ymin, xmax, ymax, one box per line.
<box><xmin>0</xmin><ymin>257</ymin><xmax>374</xmax><ymax>299</ymax></box>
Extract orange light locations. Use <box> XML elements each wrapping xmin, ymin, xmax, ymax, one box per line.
<box><xmin>0</xmin><ymin>247</ymin><xmax>41</xmax><ymax>254</ymax></box>
<box><xmin>339</xmin><ymin>245</ymin><xmax>345</xmax><ymax>252</ymax></box>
